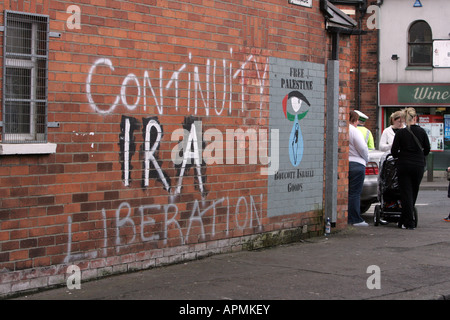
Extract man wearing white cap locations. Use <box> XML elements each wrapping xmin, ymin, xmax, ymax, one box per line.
<box><xmin>355</xmin><ymin>110</ymin><xmax>375</xmax><ymax>150</ymax></box>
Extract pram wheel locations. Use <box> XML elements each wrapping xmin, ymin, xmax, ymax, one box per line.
<box><xmin>374</xmin><ymin>204</ymin><xmax>381</xmax><ymax>226</ymax></box>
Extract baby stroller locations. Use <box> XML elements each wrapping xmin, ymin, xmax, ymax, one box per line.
<box><xmin>373</xmin><ymin>153</ymin><xmax>418</xmax><ymax>227</ymax></box>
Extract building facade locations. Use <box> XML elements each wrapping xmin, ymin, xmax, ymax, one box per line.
<box><xmin>377</xmin><ymin>0</ymin><xmax>450</xmax><ymax>170</ymax></box>
<box><xmin>0</xmin><ymin>0</ymin><xmax>359</xmax><ymax>296</ymax></box>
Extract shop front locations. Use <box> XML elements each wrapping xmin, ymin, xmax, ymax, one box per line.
<box><xmin>379</xmin><ymin>83</ymin><xmax>450</xmax><ymax>171</ymax></box>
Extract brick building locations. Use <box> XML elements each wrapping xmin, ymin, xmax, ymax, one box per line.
<box><xmin>0</xmin><ymin>0</ymin><xmax>361</xmax><ymax>296</ymax></box>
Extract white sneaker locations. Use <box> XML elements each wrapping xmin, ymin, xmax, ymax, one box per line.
<box><xmin>353</xmin><ymin>221</ymin><xmax>369</xmax><ymax>227</ymax></box>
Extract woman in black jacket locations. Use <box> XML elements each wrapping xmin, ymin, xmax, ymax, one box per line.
<box><xmin>391</xmin><ymin>108</ymin><xmax>431</xmax><ymax>229</ymax></box>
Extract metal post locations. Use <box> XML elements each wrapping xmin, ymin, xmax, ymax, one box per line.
<box><xmin>325</xmin><ymin>59</ymin><xmax>340</xmax><ymax>226</ymax></box>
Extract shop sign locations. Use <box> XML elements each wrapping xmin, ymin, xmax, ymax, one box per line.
<box><xmin>379</xmin><ymin>83</ymin><xmax>450</xmax><ymax>106</ymax></box>
<box><xmin>399</xmin><ymin>85</ymin><xmax>450</xmax><ymax>104</ymax></box>
<box><xmin>288</xmin><ymin>0</ymin><xmax>312</xmax><ymax>8</ymax></box>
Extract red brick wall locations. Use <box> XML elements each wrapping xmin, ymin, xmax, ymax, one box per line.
<box><xmin>348</xmin><ymin>0</ymin><xmax>380</xmax><ymax>141</ymax></box>
<box><xmin>0</xmin><ymin>0</ymin><xmax>354</xmax><ymax>296</ymax></box>
<box><xmin>360</xmin><ymin>1</ymin><xmax>380</xmax><ymax>140</ymax></box>
<box><xmin>335</xmin><ymin>32</ymin><xmax>355</xmax><ymax>228</ymax></box>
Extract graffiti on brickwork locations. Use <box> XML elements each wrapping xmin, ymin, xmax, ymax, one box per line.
<box><xmin>86</xmin><ymin>50</ymin><xmax>268</xmax><ymax>116</ymax></box>
<box><xmin>118</xmin><ymin>115</ymin><xmax>173</xmax><ymax>191</ymax></box>
<box><xmin>64</xmin><ymin>194</ymin><xmax>263</xmax><ymax>263</ymax></box>
<box><xmin>141</xmin><ymin>117</ymin><xmax>172</xmax><ymax>191</ymax></box>
<box><xmin>64</xmin><ymin>50</ymin><xmax>273</xmax><ymax>263</ymax></box>
<box><xmin>87</xmin><ymin>50</ymin><xmax>276</xmax><ymax>190</ymax></box>
<box><xmin>173</xmin><ymin>116</ymin><xmax>207</xmax><ymax>196</ymax></box>
<box><xmin>118</xmin><ymin>115</ymin><xmax>211</xmax><ymax>195</ymax></box>
<box><xmin>118</xmin><ymin>114</ymin><xmax>279</xmax><ymax>192</ymax></box>
<box><xmin>118</xmin><ymin>116</ymin><xmax>139</xmax><ymax>187</ymax></box>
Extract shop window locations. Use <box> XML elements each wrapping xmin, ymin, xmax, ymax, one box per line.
<box><xmin>2</xmin><ymin>11</ymin><xmax>49</xmax><ymax>143</ymax></box>
<box><xmin>408</xmin><ymin>20</ymin><xmax>432</xmax><ymax>67</ymax></box>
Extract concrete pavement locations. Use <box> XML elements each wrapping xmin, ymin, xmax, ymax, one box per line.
<box><xmin>11</xmin><ymin>180</ymin><xmax>450</xmax><ymax>301</ymax></box>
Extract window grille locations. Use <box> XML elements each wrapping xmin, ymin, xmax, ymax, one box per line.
<box><xmin>2</xmin><ymin>11</ymin><xmax>49</xmax><ymax>143</ymax></box>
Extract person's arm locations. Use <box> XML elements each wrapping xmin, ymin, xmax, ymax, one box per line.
<box><xmin>367</xmin><ymin>131</ymin><xmax>375</xmax><ymax>150</ymax></box>
<box><xmin>379</xmin><ymin>128</ymin><xmax>390</xmax><ymax>152</ymax></box>
<box><xmin>421</xmin><ymin>129</ymin><xmax>431</xmax><ymax>157</ymax></box>
<box><xmin>391</xmin><ymin>130</ymin><xmax>401</xmax><ymax>158</ymax></box>
<box><xmin>355</xmin><ymin>129</ymin><xmax>369</xmax><ymax>164</ymax></box>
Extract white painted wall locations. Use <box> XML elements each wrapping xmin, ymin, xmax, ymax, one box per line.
<box><xmin>379</xmin><ymin>0</ymin><xmax>450</xmax><ymax>83</ymax></box>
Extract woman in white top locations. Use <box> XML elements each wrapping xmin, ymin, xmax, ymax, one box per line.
<box><xmin>379</xmin><ymin>111</ymin><xmax>404</xmax><ymax>152</ymax></box>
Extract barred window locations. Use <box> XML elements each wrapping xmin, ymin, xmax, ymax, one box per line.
<box><xmin>2</xmin><ymin>11</ymin><xmax>49</xmax><ymax>143</ymax></box>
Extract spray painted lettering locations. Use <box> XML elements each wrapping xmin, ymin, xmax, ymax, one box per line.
<box><xmin>66</xmin><ymin>50</ymin><xmax>270</xmax><ymax>263</ymax></box>
<box><xmin>65</xmin><ymin>194</ymin><xmax>263</xmax><ymax>263</ymax></box>
<box><xmin>86</xmin><ymin>50</ymin><xmax>268</xmax><ymax>116</ymax></box>
<box><xmin>118</xmin><ymin>114</ymin><xmax>279</xmax><ymax>192</ymax></box>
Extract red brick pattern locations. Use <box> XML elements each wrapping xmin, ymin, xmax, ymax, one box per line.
<box><xmin>0</xmin><ymin>0</ymin><xmax>355</xmax><ymax>296</ymax></box>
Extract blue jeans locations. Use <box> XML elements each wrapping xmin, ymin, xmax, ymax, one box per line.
<box><xmin>348</xmin><ymin>162</ymin><xmax>366</xmax><ymax>224</ymax></box>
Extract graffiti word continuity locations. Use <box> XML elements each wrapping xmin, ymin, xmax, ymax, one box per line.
<box><xmin>86</xmin><ymin>50</ymin><xmax>268</xmax><ymax>116</ymax></box>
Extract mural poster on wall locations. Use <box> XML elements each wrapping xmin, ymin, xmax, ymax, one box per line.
<box><xmin>267</xmin><ymin>58</ymin><xmax>325</xmax><ymax>217</ymax></box>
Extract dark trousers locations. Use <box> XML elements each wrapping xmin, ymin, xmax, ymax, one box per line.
<box><xmin>348</xmin><ymin>162</ymin><xmax>365</xmax><ymax>224</ymax></box>
<box><xmin>397</xmin><ymin>164</ymin><xmax>424</xmax><ymax>228</ymax></box>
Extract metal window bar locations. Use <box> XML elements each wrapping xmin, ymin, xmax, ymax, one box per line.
<box><xmin>2</xmin><ymin>11</ymin><xmax>49</xmax><ymax>143</ymax></box>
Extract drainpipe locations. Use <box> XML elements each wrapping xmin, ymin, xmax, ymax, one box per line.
<box><xmin>325</xmin><ymin>31</ymin><xmax>340</xmax><ymax>228</ymax></box>
<box><xmin>376</xmin><ymin>0</ymin><xmax>384</xmax><ymax>145</ymax></box>
<box><xmin>357</xmin><ymin>5</ymin><xmax>363</xmax><ymax>110</ymax></box>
